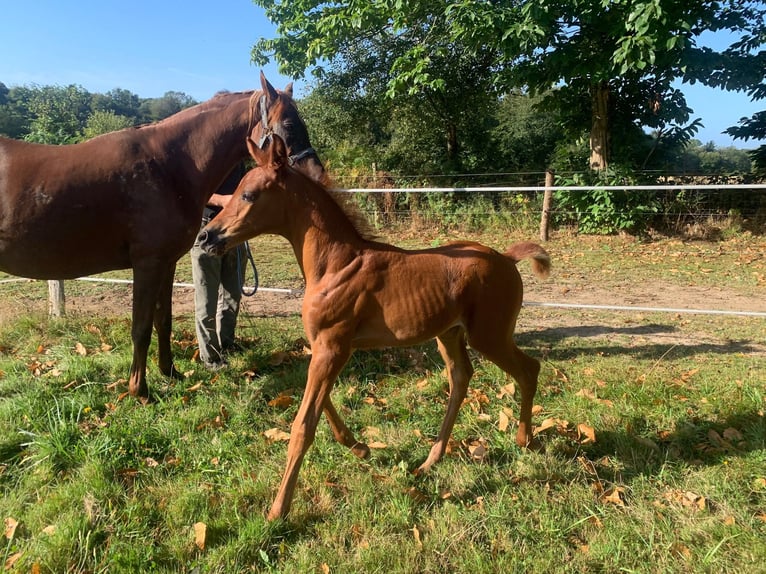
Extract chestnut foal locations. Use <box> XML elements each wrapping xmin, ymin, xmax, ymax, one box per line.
<box><xmin>199</xmin><ymin>135</ymin><xmax>551</xmax><ymax>520</ymax></box>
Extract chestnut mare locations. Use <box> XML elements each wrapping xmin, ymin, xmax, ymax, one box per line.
<box><xmin>199</xmin><ymin>135</ymin><xmax>551</xmax><ymax>520</ymax></box>
<box><xmin>0</xmin><ymin>73</ymin><xmax>324</xmax><ymax>401</ymax></box>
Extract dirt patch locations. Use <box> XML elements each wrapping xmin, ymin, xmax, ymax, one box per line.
<box><xmin>2</xmin><ymin>272</ymin><xmax>763</xmax><ymax>357</ymax></box>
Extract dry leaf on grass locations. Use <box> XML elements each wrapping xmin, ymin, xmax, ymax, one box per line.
<box><xmin>264</xmin><ymin>428</ymin><xmax>291</xmax><ymax>442</ymax></box>
<box><xmin>4</xmin><ymin>517</ymin><xmax>18</xmax><ymax>539</ymax></box>
<box><xmin>268</xmin><ymin>393</ymin><xmax>295</xmax><ymax>409</ymax></box>
<box><xmin>193</xmin><ymin>522</ymin><xmax>206</xmax><ymax>551</ymax></box>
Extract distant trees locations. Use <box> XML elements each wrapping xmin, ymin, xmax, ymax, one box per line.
<box><xmin>0</xmin><ymin>82</ymin><xmax>197</xmax><ymax>142</ymax></box>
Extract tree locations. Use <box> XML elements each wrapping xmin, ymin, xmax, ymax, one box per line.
<box><xmin>138</xmin><ymin>91</ymin><xmax>197</xmax><ymax>123</ymax></box>
<box><xmin>252</xmin><ymin>0</ymin><xmax>765</xmax><ymax>172</ymax></box>
<box><xmin>81</xmin><ymin>110</ymin><xmax>134</xmax><ymax>140</ymax></box>
<box><xmin>718</xmin><ymin>9</ymin><xmax>766</xmax><ymax>172</ymax></box>
<box><xmin>252</xmin><ymin>0</ymin><xmax>501</xmax><ymax>172</ymax></box>
<box><xmin>23</xmin><ymin>84</ymin><xmax>92</xmax><ymax>144</ymax></box>
<box><xmin>91</xmin><ymin>88</ymin><xmax>142</xmax><ymax>120</ymax></box>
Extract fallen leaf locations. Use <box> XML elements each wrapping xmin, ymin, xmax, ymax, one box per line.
<box><xmin>577</xmin><ymin>423</ymin><xmax>596</xmax><ymax>444</ymax></box>
<box><xmin>193</xmin><ymin>522</ymin><xmax>206</xmax><ymax>551</ymax></box>
<box><xmin>268</xmin><ymin>394</ymin><xmax>294</xmax><ymax>409</ymax></box>
<box><xmin>75</xmin><ymin>342</ymin><xmax>87</xmax><ymax>356</ymax></box>
<box><xmin>498</xmin><ymin>409</ymin><xmax>510</xmax><ymax>433</ymax></box>
<box><xmin>368</xmin><ymin>441</ymin><xmax>388</xmax><ymax>449</ymax></box>
<box><xmin>268</xmin><ymin>351</ymin><xmax>289</xmax><ymax>366</ymax></box>
<box><xmin>412</xmin><ymin>525</ymin><xmax>422</xmax><ymax>549</ymax></box>
<box><xmin>42</xmin><ymin>525</ymin><xmax>56</xmax><ymax>536</ymax></box>
<box><xmin>186</xmin><ymin>382</ymin><xmax>203</xmax><ymax>393</ymax></box>
<box><xmin>600</xmin><ymin>486</ymin><xmax>626</xmax><ymax>507</ymax></box>
<box><xmin>264</xmin><ymin>428</ymin><xmax>291</xmax><ymax>442</ymax></box>
<box><xmin>4</xmin><ymin>517</ymin><xmax>18</xmax><ymax>539</ymax></box>
<box><xmin>553</xmin><ymin>367</ymin><xmax>569</xmax><ymax>383</ymax></box>
<box><xmin>4</xmin><ymin>552</ymin><xmax>22</xmax><ymax>570</ymax></box>
<box><xmin>576</xmin><ymin>388</ymin><xmax>597</xmax><ymax>400</ymax></box>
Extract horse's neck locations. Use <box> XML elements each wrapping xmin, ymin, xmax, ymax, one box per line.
<box><xmin>150</xmin><ymin>93</ymin><xmax>257</xmax><ymax>203</ymax></box>
<box><xmin>287</xmin><ymin>191</ymin><xmax>364</xmax><ymax>284</ymax></box>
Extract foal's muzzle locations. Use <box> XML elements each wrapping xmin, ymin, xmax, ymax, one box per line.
<box><xmin>197</xmin><ymin>229</ymin><xmax>226</xmax><ymax>256</ymax></box>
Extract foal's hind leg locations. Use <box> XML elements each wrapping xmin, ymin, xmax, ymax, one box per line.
<box><xmin>416</xmin><ymin>326</ymin><xmax>473</xmax><ymax>475</ymax></box>
<box><xmin>474</xmin><ymin>337</ymin><xmax>541</xmax><ymax>449</ymax></box>
<box><xmin>324</xmin><ymin>400</ymin><xmax>371</xmax><ymax>459</ymax></box>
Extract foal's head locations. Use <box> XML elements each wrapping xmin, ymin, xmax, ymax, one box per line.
<box><xmin>198</xmin><ymin>134</ymin><xmax>307</xmax><ymax>256</ymax></box>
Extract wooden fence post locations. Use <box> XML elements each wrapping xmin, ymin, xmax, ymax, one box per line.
<box><xmin>48</xmin><ymin>280</ymin><xmax>65</xmax><ymax>317</ymax></box>
<box><xmin>539</xmin><ymin>169</ymin><xmax>554</xmax><ymax>242</ymax></box>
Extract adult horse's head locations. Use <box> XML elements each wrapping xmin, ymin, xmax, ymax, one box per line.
<box><xmin>198</xmin><ymin>134</ymin><xmax>297</xmax><ymax>256</ymax></box>
<box><xmin>252</xmin><ymin>72</ymin><xmax>326</xmax><ymax>184</ymax></box>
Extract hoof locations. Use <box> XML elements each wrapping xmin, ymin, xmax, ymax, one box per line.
<box><xmin>164</xmin><ymin>363</ymin><xmax>183</xmax><ymax>379</ymax></box>
<box><xmin>519</xmin><ymin>437</ymin><xmax>544</xmax><ymax>452</ymax></box>
<box><xmin>351</xmin><ymin>442</ymin><xmax>370</xmax><ymax>459</ymax></box>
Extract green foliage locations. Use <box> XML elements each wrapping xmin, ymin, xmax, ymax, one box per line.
<box><xmin>81</xmin><ymin>110</ymin><xmax>134</xmax><ymax>140</ymax></box>
<box><xmin>554</xmin><ymin>168</ymin><xmax>661</xmax><ymax>234</ymax></box>
<box><xmin>0</xmin><ymin>83</ymin><xmax>196</xmax><ymax>142</ymax></box>
<box><xmin>253</xmin><ymin>0</ymin><xmax>765</xmax><ymax>170</ymax></box>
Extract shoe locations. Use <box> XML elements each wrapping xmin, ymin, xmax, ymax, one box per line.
<box><xmin>222</xmin><ymin>341</ymin><xmax>244</xmax><ymax>354</ymax></box>
<box><xmin>203</xmin><ymin>359</ymin><xmax>228</xmax><ymax>372</ymax></box>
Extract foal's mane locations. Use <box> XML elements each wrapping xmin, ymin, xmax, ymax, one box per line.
<box><xmin>297</xmin><ymin>168</ymin><xmax>377</xmax><ymax>242</ymax></box>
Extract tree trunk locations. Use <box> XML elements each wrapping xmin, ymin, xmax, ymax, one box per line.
<box><xmin>446</xmin><ymin>123</ymin><xmax>458</xmax><ymax>162</ymax></box>
<box><xmin>589</xmin><ymin>82</ymin><xmax>610</xmax><ymax>171</ymax></box>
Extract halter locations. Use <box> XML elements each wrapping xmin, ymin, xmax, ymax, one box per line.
<box><xmin>257</xmin><ymin>94</ymin><xmax>318</xmax><ymax>166</ymax></box>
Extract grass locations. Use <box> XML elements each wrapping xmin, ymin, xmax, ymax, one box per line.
<box><xmin>1</xmin><ymin>230</ymin><xmax>765</xmax><ymax>573</ymax></box>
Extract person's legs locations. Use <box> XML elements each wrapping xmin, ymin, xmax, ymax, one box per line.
<box><xmin>191</xmin><ymin>242</ymin><xmax>225</xmax><ymax>366</ymax></box>
<box><xmin>218</xmin><ymin>243</ymin><xmax>246</xmax><ymax>351</ymax></box>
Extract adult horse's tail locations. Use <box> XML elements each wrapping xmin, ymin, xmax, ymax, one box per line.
<box><xmin>505</xmin><ymin>241</ymin><xmax>552</xmax><ymax>279</ymax></box>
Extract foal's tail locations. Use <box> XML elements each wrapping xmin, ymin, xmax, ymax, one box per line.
<box><xmin>504</xmin><ymin>242</ymin><xmax>552</xmax><ymax>279</ymax></box>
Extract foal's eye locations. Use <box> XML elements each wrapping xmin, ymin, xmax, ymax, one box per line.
<box><xmin>241</xmin><ymin>191</ymin><xmax>259</xmax><ymax>203</ymax></box>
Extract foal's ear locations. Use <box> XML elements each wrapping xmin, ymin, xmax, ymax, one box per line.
<box><xmin>284</xmin><ymin>82</ymin><xmax>293</xmax><ymax>98</ymax></box>
<box><xmin>260</xmin><ymin>70</ymin><xmax>279</xmax><ymax>103</ymax></box>
<box><xmin>246</xmin><ymin>136</ymin><xmax>264</xmax><ymax>163</ymax></box>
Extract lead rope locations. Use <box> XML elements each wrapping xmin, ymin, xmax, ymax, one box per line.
<box><xmin>237</xmin><ymin>241</ymin><xmax>259</xmax><ymax>297</ymax></box>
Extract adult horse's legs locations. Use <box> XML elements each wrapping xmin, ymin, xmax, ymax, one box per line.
<box><xmin>416</xmin><ymin>326</ymin><xmax>473</xmax><ymax>475</ymax></box>
<box><xmin>128</xmin><ymin>262</ymin><xmax>164</xmax><ymax>401</ymax></box>
<box><xmin>324</xmin><ymin>399</ymin><xmax>370</xmax><ymax>459</ymax></box>
<box><xmin>153</xmin><ymin>262</ymin><xmax>177</xmax><ymax>378</ymax></box>
<box><xmin>268</xmin><ymin>339</ymin><xmax>351</xmax><ymax>520</ymax></box>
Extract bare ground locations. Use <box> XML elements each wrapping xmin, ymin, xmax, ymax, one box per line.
<box><xmin>2</xmin><ymin>268</ymin><xmax>762</xmax><ymax>357</ymax></box>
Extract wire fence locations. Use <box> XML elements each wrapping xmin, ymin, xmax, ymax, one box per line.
<box><xmin>1</xmin><ymin>183</ymin><xmax>764</xmax><ymax>319</ymax></box>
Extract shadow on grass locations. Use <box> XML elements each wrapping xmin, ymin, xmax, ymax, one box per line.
<box><xmin>577</xmin><ymin>408</ymin><xmax>766</xmax><ymax>479</ymax></box>
<box><xmin>516</xmin><ymin>322</ymin><xmax>764</xmax><ymax>359</ymax></box>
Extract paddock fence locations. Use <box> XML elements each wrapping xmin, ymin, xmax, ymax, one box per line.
<box><xmin>1</xmin><ymin>183</ymin><xmax>765</xmax><ymax>319</ymax></box>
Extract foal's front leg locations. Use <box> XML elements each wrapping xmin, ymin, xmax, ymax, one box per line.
<box><xmin>267</xmin><ymin>339</ymin><xmax>352</xmax><ymax>520</ymax></box>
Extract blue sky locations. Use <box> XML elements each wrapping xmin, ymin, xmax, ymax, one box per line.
<box><xmin>0</xmin><ymin>0</ymin><xmax>762</xmax><ymax>148</ymax></box>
